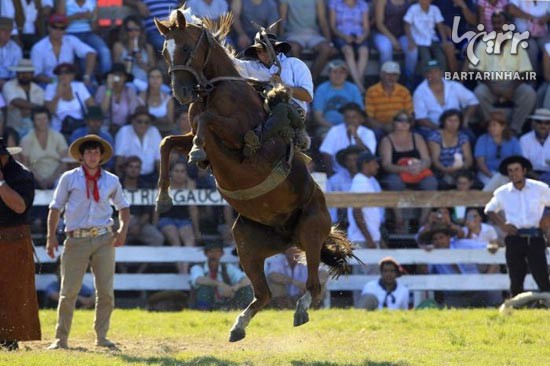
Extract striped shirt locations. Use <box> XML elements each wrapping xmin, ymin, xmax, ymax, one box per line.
<box><xmin>365</xmin><ymin>82</ymin><xmax>413</xmax><ymax>125</ymax></box>
<box><xmin>477</xmin><ymin>0</ymin><xmax>508</xmax><ymax>33</ymax></box>
<box><xmin>142</xmin><ymin>0</ymin><xmax>180</xmax><ymax>33</ymax></box>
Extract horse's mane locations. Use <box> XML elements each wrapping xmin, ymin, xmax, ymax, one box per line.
<box><xmin>167</xmin><ymin>6</ymin><xmax>236</xmax><ymax>58</ymax></box>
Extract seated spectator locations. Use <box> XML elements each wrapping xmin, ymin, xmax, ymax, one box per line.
<box><xmin>20</xmin><ymin>106</ymin><xmax>68</xmax><ymax>189</ymax></box>
<box><xmin>112</xmin><ymin>15</ymin><xmax>156</xmax><ymax>86</ymax></box>
<box><xmin>31</xmin><ymin>14</ymin><xmax>96</xmax><ymax>86</ymax></box>
<box><xmin>403</xmin><ymin>0</ymin><xmax>447</xmax><ymax>73</ymax></box>
<box><xmin>416</xmin><ymin>207</ymin><xmax>465</xmax><ymax>248</ymax></box>
<box><xmin>114</xmin><ymin>106</ymin><xmax>161</xmax><ymax>186</ymax></box>
<box><xmin>365</xmin><ymin>62</ymin><xmax>413</xmax><ymax>139</ymax></box>
<box><xmin>427</xmin><ymin>109</ymin><xmax>473</xmax><ymax>189</ymax></box>
<box><xmin>475</xmin><ymin>111</ymin><xmax>522</xmax><ymax>191</ymax></box>
<box><xmin>326</xmin><ymin>145</ymin><xmax>365</xmax><ymax>226</ymax></box>
<box><xmin>312</xmin><ymin>59</ymin><xmax>363</xmax><ymax>138</ymax></box>
<box><xmin>11</xmin><ymin>0</ymin><xmax>52</xmax><ymax>53</ymax></box>
<box><xmin>379</xmin><ymin>110</ymin><xmax>437</xmax><ymax>230</ymax></box>
<box><xmin>320</xmin><ymin>102</ymin><xmax>376</xmax><ymax>176</ymax></box>
<box><xmin>57</xmin><ymin>0</ymin><xmax>111</xmax><ymax>75</ymax></box>
<box><xmin>158</xmin><ymin>160</ymin><xmax>201</xmax><ymax>273</ymax></box>
<box><xmin>95</xmin><ymin>63</ymin><xmax>142</xmax><ymax>136</ymax></box>
<box><xmin>433</xmin><ymin>0</ymin><xmax>477</xmax><ymax>74</ymax></box>
<box><xmin>418</xmin><ymin>223</ymin><xmax>502</xmax><ymax>308</ymax></box>
<box><xmin>266</xmin><ymin>246</ymin><xmax>329</xmax><ymax>309</ymax></box>
<box><xmin>190</xmin><ymin>242</ymin><xmax>253</xmax><ymax>310</ymax></box>
<box><xmin>44</xmin><ymin>63</ymin><xmax>94</xmax><ymax>134</ymax></box>
<box><xmin>471</xmin><ymin>11</ymin><xmax>536</xmax><ymax>135</ymax></box>
<box><xmin>2</xmin><ymin>126</ymin><xmax>22</xmax><ymax>163</ymax></box>
<box><xmin>477</xmin><ymin>0</ymin><xmax>508</xmax><ymax>32</ymax></box>
<box><xmin>373</xmin><ymin>0</ymin><xmax>416</xmax><ymax>88</ymax></box>
<box><xmin>44</xmin><ymin>259</ymin><xmax>95</xmax><ymax>309</ymax></box>
<box><xmin>138</xmin><ymin>68</ymin><xmax>175</xmax><ymax>136</ymax></box>
<box><xmin>348</xmin><ymin>150</ymin><xmax>384</xmax><ymax>249</ymax></box>
<box><xmin>538</xmin><ymin>43</ymin><xmax>550</xmax><ymax>108</ymax></box>
<box><xmin>328</xmin><ymin>0</ymin><xmax>370</xmax><ymax>93</ymax></box>
<box><xmin>0</xmin><ymin>17</ymin><xmax>22</xmax><ymax>91</ymax></box>
<box><xmin>231</xmin><ymin>0</ymin><xmax>279</xmax><ymax>51</ymax></box>
<box><xmin>2</xmin><ymin>59</ymin><xmax>44</xmax><ymax>138</ymax></box>
<box><xmin>414</xmin><ymin>60</ymin><xmax>478</xmax><ymax>139</ymax></box>
<box><xmin>520</xmin><ymin>109</ymin><xmax>550</xmax><ymax>185</ymax></box>
<box><xmin>137</xmin><ymin>0</ymin><xmax>180</xmax><ymax>54</ymax></box>
<box><xmin>507</xmin><ymin>0</ymin><xmax>550</xmax><ymax>73</ymax></box>
<box><xmin>278</xmin><ymin>0</ymin><xmax>335</xmax><ymax>82</ymax></box>
<box><xmin>463</xmin><ymin>207</ymin><xmax>500</xmax><ymax>254</ymax></box>
<box><xmin>357</xmin><ymin>257</ymin><xmax>409</xmax><ymax>310</ymax></box>
<box><xmin>452</xmin><ymin>169</ymin><xmax>476</xmax><ymax>224</ymax></box>
<box><xmin>119</xmin><ymin>155</ymin><xmax>164</xmax><ymax>273</ymax></box>
<box><xmin>68</xmin><ymin>105</ymin><xmax>115</xmax><ymax>169</ymax></box>
<box><xmin>185</xmin><ymin>0</ymin><xmax>228</xmax><ymax>21</ymax></box>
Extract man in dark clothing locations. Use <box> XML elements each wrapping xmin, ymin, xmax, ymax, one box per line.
<box><xmin>0</xmin><ymin>138</ymin><xmax>41</xmax><ymax>351</ymax></box>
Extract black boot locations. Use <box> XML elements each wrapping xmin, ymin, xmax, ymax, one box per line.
<box><xmin>0</xmin><ymin>340</ymin><xmax>19</xmax><ymax>351</ymax></box>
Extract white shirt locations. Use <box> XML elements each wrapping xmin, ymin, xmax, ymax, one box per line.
<box><xmin>266</xmin><ymin>253</ymin><xmax>308</xmax><ymax>297</ymax></box>
<box><xmin>31</xmin><ymin>35</ymin><xmax>96</xmax><ymax>78</ymax></box>
<box><xmin>413</xmin><ymin>79</ymin><xmax>479</xmax><ymax>125</ymax></box>
<box><xmin>361</xmin><ymin>280</ymin><xmax>409</xmax><ymax>310</ymax></box>
<box><xmin>115</xmin><ymin>124</ymin><xmax>162</xmax><ymax>175</ymax></box>
<box><xmin>49</xmin><ymin>166</ymin><xmax>130</xmax><ymax>231</ymax></box>
<box><xmin>509</xmin><ymin>0</ymin><xmax>549</xmax><ymax>33</ymax></box>
<box><xmin>66</xmin><ymin>0</ymin><xmax>96</xmax><ymax>33</ymax></box>
<box><xmin>403</xmin><ymin>3</ymin><xmax>444</xmax><ymax>47</ymax></box>
<box><xmin>234</xmin><ymin>54</ymin><xmax>314</xmax><ymax>113</ymax></box>
<box><xmin>185</xmin><ymin>0</ymin><xmax>228</xmax><ymax>19</ymax></box>
<box><xmin>44</xmin><ymin>81</ymin><xmax>91</xmax><ymax>132</ymax></box>
<box><xmin>347</xmin><ymin>173</ymin><xmax>383</xmax><ymax>243</ymax></box>
<box><xmin>484</xmin><ymin>179</ymin><xmax>550</xmax><ymax>228</ymax></box>
<box><xmin>21</xmin><ymin>0</ymin><xmax>38</xmax><ymax>34</ymax></box>
<box><xmin>319</xmin><ymin>124</ymin><xmax>377</xmax><ymax>174</ymax></box>
<box><xmin>464</xmin><ymin>223</ymin><xmax>498</xmax><ymax>245</ymax></box>
<box><xmin>190</xmin><ymin>261</ymin><xmax>246</xmax><ymax>288</ymax></box>
<box><xmin>0</xmin><ymin>40</ymin><xmax>23</xmax><ymax>80</ymax></box>
<box><xmin>520</xmin><ymin>131</ymin><xmax>550</xmax><ymax>173</ymax></box>
<box><xmin>2</xmin><ymin>79</ymin><xmax>45</xmax><ymax>128</ymax></box>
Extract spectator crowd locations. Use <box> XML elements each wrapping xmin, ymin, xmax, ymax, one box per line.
<box><xmin>0</xmin><ymin>0</ymin><xmax>549</xmax><ymax>310</ymax></box>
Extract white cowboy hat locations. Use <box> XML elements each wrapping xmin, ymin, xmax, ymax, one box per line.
<box><xmin>529</xmin><ymin>108</ymin><xmax>550</xmax><ymax>121</ymax></box>
<box><xmin>8</xmin><ymin>59</ymin><xmax>35</xmax><ymax>73</ymax></box>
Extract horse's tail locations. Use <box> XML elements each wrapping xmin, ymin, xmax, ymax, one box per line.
<box><xmin>320</xmin><ymin>226</ymin><xmax>363</xmax><ymax>279</ymax></box>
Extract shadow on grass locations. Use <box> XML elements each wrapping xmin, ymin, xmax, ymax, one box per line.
<box><xmin>291</xmin><ymin>360</ymin><xmax>410</xmax><ymax>366</ymax></box>
<box><xmin>115</xmin><ymin>355</ymin><xmax>241</xmax><ymax>365</ymax></box>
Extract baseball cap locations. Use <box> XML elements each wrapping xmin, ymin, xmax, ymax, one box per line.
<box><xmin>328</xmin><ymin>59</ymin><xmax>348</xmax><ymax>71</ymax></box>
<box><xmin>381</xmin><ymin>61</ymin><xmax>400</xmax><ymax>74</ymax></box>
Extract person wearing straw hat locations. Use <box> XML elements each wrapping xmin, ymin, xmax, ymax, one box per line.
<box><xmin>0</xmin><ymin>137</ymin><xmax>41</xmax><ymax>351</ymax></box>
<box><xmin>46</xmin><ymin>135</ymin><xmax>130</xmax><ymax>350</ymax></box>
<box><xmin>485</xmin><ymin>155</ymin><xmax>550</xmax><ymax>297</ymax></box>
<box><xmin>519</xmin><ymin>108</ymin><xmax>550</xmax><ymax>186</ymax></box>
<box><xmin>2</xmin><ymin>58</ymin><xmax>44</xmax><ymax>138</ymax></box>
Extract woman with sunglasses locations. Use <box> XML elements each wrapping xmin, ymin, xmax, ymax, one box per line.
<box><xmin>474</xmin><ymin>111</ymin><xmax>522</xmax><ymax>191</ymax></box>
<box><xmin>379</xmin><ymin>110</ymin><xmax>436</xmax><ymax>231</ymax></box>
<box><xmin>138</xmin><ymin>68</ymin><xmax>174</xmax><ymax>136</ymax></box>
<box><xmin>112</xmin><ymin>16</ymin><xmax>156</xmax><ymax>85</ymax></box>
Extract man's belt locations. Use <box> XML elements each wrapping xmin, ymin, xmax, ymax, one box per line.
<box><xmin>67</xmin><ymin>226</ymin><xmax>112</xmax><ymax>238</ymax></box>
<box><xmin>516</xmin><ymin>228</ymin><xmax>543</xmax><ymax>238</ymax></box>
<box><xmin>0</xmin><ymin>225</ymin><xmax>29</xmax><ymax>242</ymax></box>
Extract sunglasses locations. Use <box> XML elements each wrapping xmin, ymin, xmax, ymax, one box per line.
<box><xmin>51</xmin><ymin>24</ymin><xmax>67</xmax><ymax>30</ymax></box>
<box><xmin>394</xmin><ymin>117</ymin><xmax>410</xmax><ymax>123</ymax></box>
<box><xmin>135</xmin><ymin>118</ymin><xmax>151</xmax><ymax>125</ymax></box>
<box><xmin>535</xmin><ymin>120</ymin><xmax>550</xmax><ymax>126</ymax></box>
<box><xmin>126</xmin><ymin>27</ymin><xmax>141</xmax><ymax>32</ymax></box>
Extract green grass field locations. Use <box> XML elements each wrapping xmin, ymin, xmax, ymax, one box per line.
<box><xmin>1</xmin><ymin>308</ymin><xmax>549</xmax><ymax>366</ymax></box>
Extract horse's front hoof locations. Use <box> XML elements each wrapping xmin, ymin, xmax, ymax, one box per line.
<box><xmin>229</xmin><ymin>328</ymin><xmax>246</xmax><ymax>342</ymax></box>
<box><xmin>156</xmin><ymin>195</ymin><xmax>173</xmax><ymax>214</ymax></box>
<box><xmin>188</xmin><ymin>147</ymin><xmax>207</xmax><ymax>164</ymax></box>
<box><xmin>293</xmin><ymin>309</ymin><xmax>309</xmax><ymax>327</ymax></box>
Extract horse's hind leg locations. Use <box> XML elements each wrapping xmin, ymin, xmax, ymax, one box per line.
<box><xmin>294</xmin><ymin>188</ymin><xmax>331</xmax><ymax>327</ymax></box>
<box><xmin>229</xmin><ymin>215</ymin><xmax>286</xmax><ymax>342</ymax></box>
<box><xmin>156</xmin><ymin>134</ymin><xmax>194</xmax><ymax>213</ymax></box>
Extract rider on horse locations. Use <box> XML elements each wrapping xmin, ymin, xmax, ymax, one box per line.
<box><xmin>188</xmin><ymin>31</ymin><xmax>314</xmax><ymax>164</ymax></box>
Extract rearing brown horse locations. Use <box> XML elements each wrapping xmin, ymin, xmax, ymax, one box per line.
<box><xmin>154</xmin><ymin>8</ymin><xmax>356</xmax><ymax>342</ymax></box>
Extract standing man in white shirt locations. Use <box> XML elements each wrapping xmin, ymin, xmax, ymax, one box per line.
<box><xmin>485</xmin><ymin>155</ymin><xmax>550</xmax><ymax>297</ymax></box>
<box><xmin>348</xmin><ymin>150</ymin><xmax>384</xmax><ymax>249</ymax></box>
<box><xmin>46</xmin><ymin>135</ymin><xmax>130</xmax><ymax>349</ymax></box>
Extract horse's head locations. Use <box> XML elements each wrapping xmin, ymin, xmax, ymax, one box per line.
<box><xmin>155</xmin><ymin>9</ymin><xmax>213</xmax><ymax>105</ymax></box>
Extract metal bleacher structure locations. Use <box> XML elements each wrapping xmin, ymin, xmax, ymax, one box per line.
<box><xmin>32</xmin><ymin>189</ymin><xmax>545</xmax><ymax>307</ymax></box>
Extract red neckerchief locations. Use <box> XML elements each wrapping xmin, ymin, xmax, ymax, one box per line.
<box><xmin>82</xmin><ymin>165</ymin><xmax>101</xmax><ymax>202</ymax></box>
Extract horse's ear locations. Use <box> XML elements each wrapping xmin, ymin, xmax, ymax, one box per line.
<box><xmin>175</xmin><ymin>10</ymin><xmax>187</xmax><ymax>30</ymax></box>
<box><xmin>154</xmin><ymin>18</ymin><xmax>170</xmax><ymax>36</ymax></box>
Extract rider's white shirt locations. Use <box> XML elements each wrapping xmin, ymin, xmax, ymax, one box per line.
<box><xmin>233</xmin><ymin>54</ymin><xmax>314</xmax><ymax>113</ymax></box>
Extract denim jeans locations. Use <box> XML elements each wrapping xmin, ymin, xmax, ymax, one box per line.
<box><xmin>372</xmin><ymin>32</ymin><xmax>417</xmax><ymax>86</ymax></box>
<box><xmin>73</xmin><ymin>31</ymin><xmax>112</xmax><ymax>74</ymax></box>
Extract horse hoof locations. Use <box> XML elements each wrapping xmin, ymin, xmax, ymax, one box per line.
<box><xmin>293</xmin><ymin>309</ymin><xmax>309</xmax><ymax>327</ymax></box>
<box><xmin>156</xmin><ymin>197</ymin><xmax>173</xmax><ymax>214</ymax></box>
<box><xmin>229</xmin><ymin>328</ymin><xmax>246</xmax><ymax>342</ymax></box>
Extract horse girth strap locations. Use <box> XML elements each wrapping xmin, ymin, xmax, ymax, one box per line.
<box><xmin>216</xmin><ymin>159</ymin><xmax>291</xmax><ymax>201</ymax></box>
